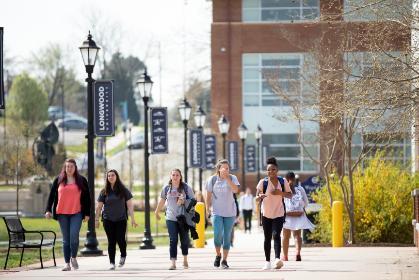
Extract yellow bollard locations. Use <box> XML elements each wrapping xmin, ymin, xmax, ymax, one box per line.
<box><xmin>194</xmin><ymin>202</ymin><xmax>205</xmax><ymax>248</ymax></box>
<box><xmin>332</xmin><ymin>201</ymin><xmax>343</xmax><ymax>247</ymax></box>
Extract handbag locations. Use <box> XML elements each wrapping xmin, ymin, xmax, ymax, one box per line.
<box><xmin>286</xmin><ymin>211</ymin><xmax>304</xmax><ymax>217</ymax></box>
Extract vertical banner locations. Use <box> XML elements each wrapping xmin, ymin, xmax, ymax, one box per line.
<box><xmin>0</xmin><ymin>27</ymin><xmax>4</xmax><ymax>109</ymax></box>
<box><xmin>204</xmin><ymin>134</ymin><xmax>217</xmax><ymax>170</ymax></box>
<box><xmin>227</xmin><ymin>141</ymin><xmax>239</xmax><ymax>172</ymax></box>
<box><xmin>94</xmin><ymin>80</ymin><xmax>114</xmax><ymax>136</ymax></box>
<box><xmin>246</xmin><ymin>145</ymin><xmax>256</xmax><ymax>172</ymax></box>
<box><xmin>150</xmin><ymin>107</ymin><xmax>168</xmax><ymax>154</ymax></box>
<box><xmin>262</xmin><ymin>145</ymin><xmax>268</xmax><ymax>168</ymax></box>
<box><xmin>189</xmin><ymin>128</ymin><xmax>204</xmax><ymax>168</ymax></box>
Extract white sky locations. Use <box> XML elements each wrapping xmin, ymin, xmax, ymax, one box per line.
<box><xmin>0</xmin><ymin>0</ymin><xmax>212</xmax><ymax>107</ymax></box>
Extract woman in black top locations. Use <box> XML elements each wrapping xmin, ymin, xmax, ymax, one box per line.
<box><xmin>95</xmin><ymin>169</ymin><xmax>137</xmax><ymax>270</ymax></box>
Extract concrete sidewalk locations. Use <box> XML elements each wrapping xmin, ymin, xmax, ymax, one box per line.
<box><xmin>1</xmin><ymin>228</ymin><xmax>418</xmax><ymax>280</ymax></box>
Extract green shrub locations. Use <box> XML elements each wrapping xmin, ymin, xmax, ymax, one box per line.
<box><xmin>311</xmin><ymin>155</ymin><xmax>416</xmax><ymax>244</ymax></box>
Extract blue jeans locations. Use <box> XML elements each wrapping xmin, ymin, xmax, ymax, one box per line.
<box><xmin>57</xmin><ymin>213</ymin><xmax>83</xmax><ymax>263</ymax></box>
<box><xmin>212</xmin><ymin>215</ymin><xmax>235</xmax><ymax>250</ymax></box>
<box><xmin>166</xmin><ymin>220</ymin><xmax>189</xmax><ymax>260</ymax></box>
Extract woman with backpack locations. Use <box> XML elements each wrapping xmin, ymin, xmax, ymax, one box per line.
<box><xmin>155</xmin><ymin>169</ymin><xmax>194</xmax><ymax>270</ymax></box>
<box><xmin>95</xmin><ymin>169</ymin><xmax>137</xmax><ymax>270</ymax></box>
<box><xmin>205</xmin><ymin>159</ymin><xmax>240</xmax><ymax>269</ymax></box>
<box><xmin>256</xmin><ymin>157</ymin><xmax>292</xmax><ymax>270</ymax></box>
<box><xmin>282</xmin><ymin>172</ymin><xmax>314</xmax><ymax>262</ymax></box>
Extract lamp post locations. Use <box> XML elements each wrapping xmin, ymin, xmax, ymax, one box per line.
<box><xmin>194</xmin><ymin>106</ymin><xmax>206</xmax><ymax>191</ymax></box>
<box><xmin>128</xmin><ymin>121</ymin><xmax>133</xmax><ymax>191</ymax></box>
<box><xmin>217</xmin><ymin>114</ymin><xmax>230</xmax><ymax>158</ymax></box>
<box><xmin>255</xmin><ymin>124</ymin><xmax>263</xmax><ymax>182</ymax></box>
<box><xmin>238</xmin><ymin>122</ymin><xmax>248</xmax><ymax>192</ymax></box>
<box><xmin>79</xmin><ymin>32</ymin><xmax>102</xmax><ymax>255</ymax></box>
<box><xmin>178</xmin><ymin>98</ymin><xmax>192</xmax><ymax>183</ymax></box>
<box><xmin>135</xmin><ymin>68</ymin><xmax>155</xmax><ymax>249</ymax></box>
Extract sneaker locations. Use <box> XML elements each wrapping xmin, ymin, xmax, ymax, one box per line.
<box><xmin>296</xmin><ymin>254</ymin><xmax>301</xmax><ymax>261</ymax></box>
<box><xmin>118</xmin><ymin>257</ymin><xmax>126</xmax><ymax>267</ymax></box>
<box><xmin>109</xmin><ymin>263</ymin><xmax>115</xmax><ymax>270</ymax></box>
<box><xmin>169</xmin><ymin>263</ymin><xmax>176</xmax><ymax>270</ymax></box>
<box><xmin>62</xmin><ymin>263</ymin><xmax>71</xmax><ymax>271</ymax></box>
<box><xmin>70</xmin><ymin>258</ymin><xmax>79</xmax><ymax>270</ymax></box>
<box><xmin>274</xmin><ymin>258</ymin><xmax>284</xmax><ymax>269</ymax></box>
<box><xmin>262</xmin><ymin>261</ymin><xmax>271</xmax><ymax>270</ymax></box>
<box><xmin>214</xmin><ymin>255</ymin><xmax>221</xmax><ymax>267</ymax></box>
<box><xmin>183</xmin><ymin>260</ymin><xmax>189</xmax><ymax>269</ymax></box>
<box><xmin>221</xmin><ymin>260</ymin><xmax>229</xmax><ymax>269</ymax></box>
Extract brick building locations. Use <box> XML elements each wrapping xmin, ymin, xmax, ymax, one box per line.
<box><xmin>210</xmin><ymin>0</ymin><xmax>410</xmax><ymax>190</ymax></box>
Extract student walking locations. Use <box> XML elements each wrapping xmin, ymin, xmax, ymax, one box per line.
<box><xmin>282</xmin><ymin>172</ymin><xmax>315</xmax><ymax>262</ymax></box>
<box><xmin>45</xmin><ymin>158</ymin><xmax>91</xmax><ymax>271</ymax></box>
<box><xmin>205</xmin><ymin>159</ymin><xmax>240</xmax><ymax>269</ymax></box>
<box><xmin>155</xmin><ymin>169</ymin><xmax>194</xmax><ymax>270</ymax></box>
<box><xmin>256</xmin><ymin>157</ymin><xmax>292</xmax><ymax>270</ymax></box>
<box><xmin>95</xmin><ymin>169</ymin><xmax>137</xmax><ymax>270</ymax></box>
<box><xmin>239</xmin><ymin>188</ymin><xmax>255</xmax><ymax>233</ymax></box>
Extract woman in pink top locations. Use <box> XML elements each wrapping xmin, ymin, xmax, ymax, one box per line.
<box><xmin>256</xmin><ymin>157</ymin><xmax>292</xmax><ymax>270</ymax></box>
<box><xmin>45</xmin><ymin>159</ymin><xmax>90</xmax><ymax>271</ymax></box>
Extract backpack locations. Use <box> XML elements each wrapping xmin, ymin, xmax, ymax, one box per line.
<box><xmin>210</xmin><ymin>175</ymin><xmax>240</xmax><ymax>217</ymax></box>
<box><xmin>259</xmin><ymin>176</ymin><xmax>286</xmax><ymax>225</ymax></box>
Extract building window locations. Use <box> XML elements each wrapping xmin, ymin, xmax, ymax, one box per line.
<box><xmin>344</xmin><ymin>0</ymin><xmax>410</xmax><ymax>22</ymax></box>
<box><xmin>262</xmin><ymin>133</ymin><xmax>319</xmax><ymax>173</ymax></box>
<box><xmin>243</xmin><ymin>0</ymin><xmax>320</xmax><ymax>22</ymax></box>
<box><xmin>243</xmin><ymin>53</ymin><xmax>310</xmax><ymax>108</ymax></box>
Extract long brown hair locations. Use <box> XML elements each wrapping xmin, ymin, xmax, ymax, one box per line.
<box><xmin>167</xmin><ymin>168</ymin><xmax>185</xmax><ymax>193</ymax></box>
<box><xmin>213</xmin><ymin>159</ymin><xmax>230</xmax><ymax>177</ymax></box>
<box><xmin>57</xmin><ymin>158</ymin><xmax>85</xmax><ymax>190</ymax></box>
<box><xmin>103</xmin><ymin>169</ymin><xmax>127</xmax><ymax>199</ymax></box>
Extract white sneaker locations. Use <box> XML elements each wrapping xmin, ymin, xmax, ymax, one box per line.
<box><xmin>262</xmin><ymin>261</ymin><xmax>271</xmax><ymax>270</ymax></box>
<box><xmin>109</xmin><ymin>263</ymin><xmax>116</xmax><ymax>270</ymax></box>
<box><xmin>70</xmin><ymin>258</ymin><xmax>79</xmax><ymax>270</ymax></box>
<box><xmin>274</xmin><ymin>258</ymin><xmax>284</xmax><ymax>269</ymax></box>
<box><xmin>62</xmin><ymin>263</ymin><xmax>71</xmax><ymax>271</ymax></box>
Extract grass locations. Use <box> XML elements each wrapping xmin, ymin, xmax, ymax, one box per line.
<box><xmin>65</xmin><ymin>143</ymin><xmax>87</xmax><ymax>154</ymax></box>
<box><xmin>106</xmin><ymin>141</ymin><xmax>127</xmax><ymax>157</ymax></box>
<box><xmin>0</xmin><ymin>214</ymin><xmax>214</xmax><ymax>269</ymax></box>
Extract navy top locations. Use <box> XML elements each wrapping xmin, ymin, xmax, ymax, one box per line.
<box><xmin>98</xmin><ymin>188</ymin><xmax>133</xmax><ymax>222</ymax></box>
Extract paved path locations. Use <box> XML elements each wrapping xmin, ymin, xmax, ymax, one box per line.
<box><xmin>1</xmin><ymin>228</ymin><xmax>418</xmax><ymax>280</ymax></box>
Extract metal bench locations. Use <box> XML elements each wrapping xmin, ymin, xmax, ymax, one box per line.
<box><xmin>2</xmin><ymin>216</ymin><xmax>56</xmax><ymax>269</ymax></box>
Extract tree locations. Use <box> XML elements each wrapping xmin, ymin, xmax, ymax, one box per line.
<box><xmin>264</xmin><ymin>0</ymin><xmax>412</xmax><ymax>244</ymax></box>
<box><xmin>102</xmin><ymin>52</ymin><xmax>145</xmax><ymax>125</ymax></box>
<box><xmin>7</xmin><ymin>73</ymin><xmax>48</xmax><ymax>144</ymax></box>
<box><xmin>31</xmin><ymin>43</ymin><xmax>83</xmax><ymax>108</ymax></box>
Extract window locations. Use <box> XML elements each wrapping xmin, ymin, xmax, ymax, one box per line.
<box><xmin>243</xmin><ymin>53</ymin><xmax>313</xmax><ymax>108</ymax></box>
<box><xmin>262</xmin><ymin>133</ymin><xmax>320</xmax><ymax>172</ymax></box>
<box><xmin>243</xmin><ymin>0</ymin><xmax>320</xmax><ymax>22</ymax></box>
<box><xmin>344</xmin><ymin>0</ymin><xmax>410</xmax><ymax>22</ymax></box>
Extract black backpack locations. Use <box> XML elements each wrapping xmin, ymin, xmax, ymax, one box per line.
<box><xmin>210</xmin><ymin>175</ymin><xmax>240</xmax><ymax>217</ymax></box>
<box><xmin>259</xmin><ymin>176</ymin><xmax>286</xmax><ymax>226</ymax></box>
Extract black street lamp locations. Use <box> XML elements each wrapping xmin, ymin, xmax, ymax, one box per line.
<box><xmin>217</xmin><ymin>114</ymin><xmax>230</xmax><ymax>159</ymax></box>
<box><xmin>79</xmin><ymin>32</ymin><xmax>102</xmax><ymax>256</ymax></box>
<box><xmin>178</xmin><ymin>98</ymin><xmax>192</xmax><ymax>183</ymax></box>
<box><xmin>255</xmin><ymin>124</ymin><xmax>263</xmax><ymax>182</ymax></box>
<box><xmin>238</xmin><ymin>122</ymin><xmax>248</xmax><ymax>192</ymax></box>
<box><xmin>135</xmin><ymin>68</ymin><xmax>155</xmax><ymax>249</ymax></box>
<box><xmin>194</xmin><ymin>106</ymin><xmax>206</xmax><ymax>191</ymax></box>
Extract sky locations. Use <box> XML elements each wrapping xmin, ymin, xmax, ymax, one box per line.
<box><xmin>0</xmin><ymin>0</ymin><xmax>212</xmax><ymax>107</ymax></box>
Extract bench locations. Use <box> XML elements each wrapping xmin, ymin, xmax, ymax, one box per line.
<box><xmin>2</xmin><ymin>216</ymin><xmax>56</xmax><ymax>269</ymax></box>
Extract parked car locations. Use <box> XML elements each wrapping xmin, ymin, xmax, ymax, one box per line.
<box><xmin>48</xmin><ymin>106</ymin><xmax>81</xmax><ymax>121</ymax></box>
<box><xmin>127</xmin><ymin>132</ymin><xmax>144</xmax><ymax>149</ymax></box>
<box><xmin>56</xmin><ymin>117</ymin><xmax>88</xmax><ymax>131</ymax></box>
